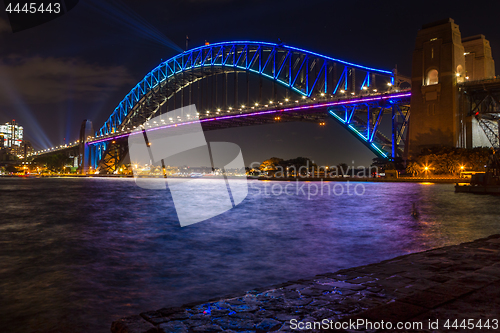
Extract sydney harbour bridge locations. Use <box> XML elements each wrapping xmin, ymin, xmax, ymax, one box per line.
<box><xmin>32</xmin><ymin>19</ymin><xmax>500</xmax><ymax>174</ymax></box>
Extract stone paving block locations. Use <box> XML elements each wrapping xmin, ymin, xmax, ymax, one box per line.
<box><xmin>346</xmin><ymin>276</ymin><xmax>376</xmax><ymax>284</ymax></box>
<box><xmin>424</xmin><ymin>281</ymin><xmax>474</xmax><ymax>297</ymax></box>
<box><xmin>336</xmin><ymin>289</ymin><xmax>357</xmax><ymax>296</ymax></box>
<box><xmin>404</xmin><ymin>278</ymin><xmax>440</xmax><ymax>291</ymax></box>
<box><xmin>346</xmin><ymin>284</ymin><xmax>366</xmax><ymax>291</ymax></box>
<box><xmin>255</xmin><ymin>318</ymin><xmax>281</xmax><ymax>331</ymax></box>
<box><xmin>308</xmin><ymin>299</ymin><xmax>330</xmax><ymax>307</ymax></box>
<box><xmin>398</xmin><ymin>290</ymin><xmax>456</xmax><ymax>309</ymax></box>
<box><xmin>300</xmin><ymin>288</ymin><xmax>325</xmax><ymax>296</ymax></box>
<box><xmin>212</xmin><ymin>317</ymin><xmax>256</xmax><ymax>330</ymax></box>
<box><xmin>311</xmin><ymin>284</ymin><xmax>335</xmax><ymax>291</ymax></box>
<box><xmin>283</xmin><ymin>284</ymin><xmax>307</xmax><ymax>291</ymax></box>
<box><xmin>453</xmin><ymin>272</ymin><xmax>500</xmax><ymax>289</ymax></box>
<box><xmin>191</xmin><ymin>324</ymin><xmax>222</xmax><ymax>332</ymax></box>
<box><xmin>111</xmin><ymin>315</ymin><xmax>158</xmax><ymax>333</ymax></box>
<box><xmin>359</xmin><ymin>300</ymin><xmax>428</xmax><ymax>322</ymax></box>
<box><xmin>475</xmin><ymin>265</ymin><xmax>500</xmax><ymax>277</ymax></box>
<box><xmin>324</xmin><ymin>281</ymin><xmax>358</xmax><ymax>289</ymax></box>
<box><xmin>427</xmin><ymin>274</ymin><xmax>452</xmax><ymax>283</ymax></box>
<box><xmin>366</xmin><ymin>287</ymin><xmax>382</xmax><ymax>293</ymax></box>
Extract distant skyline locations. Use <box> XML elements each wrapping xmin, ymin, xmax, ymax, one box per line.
<box><xmin>0</xmin><ymin>0</ymin><xmax>498</xmax><ymax>166</ymax></box>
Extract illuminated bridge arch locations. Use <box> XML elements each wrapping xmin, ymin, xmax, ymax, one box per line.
<box><xmin>97</xmin><ymin>41</ymin><xmax>396</xmax><ymax>137</ymax></box>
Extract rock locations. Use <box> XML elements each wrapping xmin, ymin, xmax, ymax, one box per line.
<box><xmin>212</xmin><ymin>317</ymin><xmax>256</xmax><ymax>330</ymax></box>
<box><xmin>255</xmin><ymin>318</ymin><xmax>282</xmax><ymax>332</ymax></box>
<box><xmin>274</xmin><ymin>313</ymin><xmax>296</xmax><ymax>321</ymax></box>
<box><xmin>192</xmin><ymin>324</ymin><xmax>223</xmax><ymax>332</ymax></box>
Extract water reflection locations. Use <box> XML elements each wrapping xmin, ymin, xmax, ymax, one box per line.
<box><xmin>0</xmin><ymin>178</ymin><xmax>498</xmax><ymax>332</ymax></box>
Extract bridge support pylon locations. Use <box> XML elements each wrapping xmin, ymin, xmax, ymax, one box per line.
<box><xmin>78</xmin><ymin>120</ymin><xmax>94</xmax><ymax>174</ymax></box>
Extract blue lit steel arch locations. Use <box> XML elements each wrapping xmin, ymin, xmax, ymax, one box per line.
<box><xmin>96</xmin><ymin>41</ymin><xmax>395</xmax><ymax>138</ymax></box>
<box><xmin>327</xmin><ymin>92</ymin><xmax>411</xmax><ymax>159</ymax></box>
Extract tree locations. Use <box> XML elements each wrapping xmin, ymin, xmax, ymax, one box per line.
<box><xmin>34</xmin><ymin>154</ymin><xmax>71</xmax><ymax>173</ymax></box>
<box><xmin>414</xmin><ymin>147</ymin><xmax>490</xmax><ymax>175</ymax></box>
<box><xmin>4</xmin><ymin>164</ymin><xmax>18</xmax><ymax>173</ymax></box>
<box><xmin>337</xmin><ymin>163</ymin><xmax>349</xmax><ymax>176</ymax></box>
<box><xmin>406</xmin><ymin>162</ymin><xmax>420</xmax><ymax>176</ymax></box>
<box><xmin>259</xmin><ymin>157</ymin><xmax>283</xmax><ymax>172</ymax></box>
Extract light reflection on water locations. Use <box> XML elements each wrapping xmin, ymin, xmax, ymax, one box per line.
<box><xmin>0</xmin><ymin>178</ymin><xmax>499</xmax><ymax>332</ymax></box>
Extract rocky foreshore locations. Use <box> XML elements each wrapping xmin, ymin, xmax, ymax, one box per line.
<box><xmin>111</xmin><ymin>235</ymin><xmax>500</xmax><ymax>333</ymax></box>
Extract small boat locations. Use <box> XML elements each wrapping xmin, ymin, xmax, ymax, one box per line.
<box><xmin>455</xmin><ymin>171</ymin><xmax>500</xmax><ymax>195</ymax></box>
<box><xmin>190</xmin><ymin>173</ymin><xmax>203</xmax><ymax>178</ymax></box>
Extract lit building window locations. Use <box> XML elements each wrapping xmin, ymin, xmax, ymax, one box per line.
<box><xmin>426</xmin><ymin>69</ymin><xmax>439</xmax><ymax>85</ymax></box>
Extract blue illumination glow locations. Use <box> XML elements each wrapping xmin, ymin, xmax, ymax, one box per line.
<box><xmin>371</xmin><ymin>143</ymin><xmax>388</xmax><ymax>158</ymax></box>
<box><xmin>96</xmin><ymin>41</ymin><xmax>396</xmax><ymax>137</ymax></box>
<box><xmin>348</xmin><ymin>124</ymin><xmax>368</xmax><ymax>141</ymax></box>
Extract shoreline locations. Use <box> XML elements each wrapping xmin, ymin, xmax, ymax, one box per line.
<box><xmin>0</xmin><ymin>175</ymin><xmax>470</xmax><ymax>184</ymax></box>
<box><xmin>257</xmin><ymin>177</ymin><xmax>468</xmax><ymax>184</ymax></box>
<box><xmin>111</xmin><ymin>234</ymin><xmax>500</xmax><ymax>332</ymax></box>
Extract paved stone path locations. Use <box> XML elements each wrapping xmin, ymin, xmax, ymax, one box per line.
<box><xmin>111</xmin><ymin>235</ymin><xmax>500</xmax><ymax>333</ymax></box>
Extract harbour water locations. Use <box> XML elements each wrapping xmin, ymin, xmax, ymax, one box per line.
<box><xmin>1</xmin><ymin>177</ymin><xmax>499</xmax><ymax>332</ymax></box>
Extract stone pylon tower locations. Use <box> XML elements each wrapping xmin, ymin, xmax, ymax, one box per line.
<box><xmin>78</xmin><ymin>119</ymin><xmax>94</xmax><ymax>173</ymax></box>
<box><xmin>408</xmin><ymin>18</ymin><xmax>466</xmax><ymax>157</ymax></box>
<box><xmin>462</xmin><ymin>35</ymin><xmax>495</xmax><ymax>81</ymax></box>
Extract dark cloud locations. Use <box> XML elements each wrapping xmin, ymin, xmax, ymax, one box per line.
<box><xmin>0</xmin><ymin>56</ymin><xmax>133</xmax><ymax>104</ymax></box>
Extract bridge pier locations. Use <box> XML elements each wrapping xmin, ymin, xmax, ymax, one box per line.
<box><xmin>408</xmin><ymin>18</ymin><xmax>497</xmax><ymax>157</ymax></box>
<box><xmin>78</xmin><ymin>120</ymin><xmax>94</xmax><ymax>174</ymax></box>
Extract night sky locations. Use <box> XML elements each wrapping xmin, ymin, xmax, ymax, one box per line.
<box><xmin>0</xmin><ymin>0</ymin><xmax>498</xmax><ymax>167</ymax></box>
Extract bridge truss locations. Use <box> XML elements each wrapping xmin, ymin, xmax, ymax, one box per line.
<box><xmin>460</xmin><ymin>79</ymin><xmax>500</xmax><ymax>148</ymax></box>
<box><xmin>96</xmin><ymin>41</ymin><xmax>395</xmax><ymax>136</ymax></box>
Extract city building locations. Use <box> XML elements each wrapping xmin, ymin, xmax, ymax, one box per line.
<box><xmin>0</xmin><ymin>120</ymin><xmax>24</xmax><ymax>154</ymax></box>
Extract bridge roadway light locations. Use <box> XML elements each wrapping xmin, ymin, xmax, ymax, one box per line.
<box><xmin>285</xmin><ymin>98</ymin><xmax>289</xmax><ymax>102</ymax></box>
<box><xmin>340</xmin><ymin>90</ymin><xmax>345</xmax><ymax>93</ymax></box>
